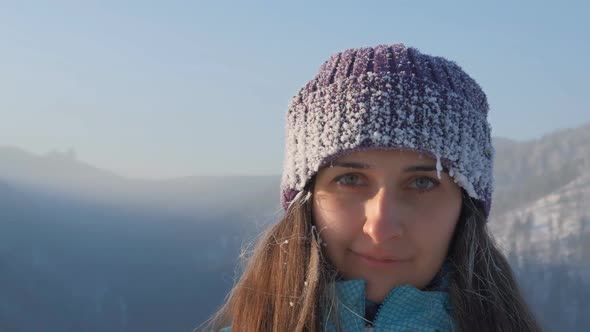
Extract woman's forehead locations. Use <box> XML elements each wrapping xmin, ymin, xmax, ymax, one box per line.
<box><xmin>334</xmin><ymin>149</ymin><xmax>436</xmax><ymax>164</ymax></box>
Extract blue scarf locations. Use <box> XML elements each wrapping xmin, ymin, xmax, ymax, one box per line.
<box><xmin>220</xmin><ymin>264</ymin><xmax>455</xmax><ymax>332</ymax></box>
<box><xmin>323</xmin><ymin>263</ymin><xmax>455</xmax><ymax>332</ymax></box>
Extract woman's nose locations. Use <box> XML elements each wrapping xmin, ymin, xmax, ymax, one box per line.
<box><xmin>362</xmin><ymin>187</ymin><xmax>405</xmax><ymax>243</ymax></box>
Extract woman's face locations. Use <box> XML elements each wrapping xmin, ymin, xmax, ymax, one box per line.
<box><xmin>312</xmin><ymin>149</ymin><xmax>462</xmax><ymax>302</ymax></box>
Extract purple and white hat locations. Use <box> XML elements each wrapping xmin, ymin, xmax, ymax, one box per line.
<box><xmin>280</xmin><ymin>44</ymin><xmax>494</xmax><ymax>217</ymax></box>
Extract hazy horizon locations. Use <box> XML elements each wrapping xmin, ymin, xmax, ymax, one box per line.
<box><xmin>2</xmin><ymin>121</ymin><xmax>589</xmax><ymax>180</ymax></box>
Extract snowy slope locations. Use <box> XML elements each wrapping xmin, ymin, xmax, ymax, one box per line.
<box><xmin>490</xmin><ymin>172</ymin><xmax>589</xmax><ymax>265</ymax></box>
<box><xmin>489</xmin><ymin>172</ymin><xmax>590</xmax><ymax>331</ymax></box>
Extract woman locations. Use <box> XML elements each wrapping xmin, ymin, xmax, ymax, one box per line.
<box><xmin>207</xmin><ymin>43</ymin><xmax>541</xmax><ymax>331</ymax></box>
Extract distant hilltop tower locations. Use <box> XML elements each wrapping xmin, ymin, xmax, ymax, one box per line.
<box><xmin>47</xmin><ymin>147</ymin><xmax>77</xmax><ymax>160</ymax></box>
<box><xmin>66</xmin><ymin>147</ymin><xmax>77</xmax><ymax>160</ymax></box>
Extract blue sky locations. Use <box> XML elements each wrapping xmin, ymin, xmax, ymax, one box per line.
<box><xmin>1</xmin><ymin>0</ymin><xmax>588</xmax><ymax>178</ymax></box>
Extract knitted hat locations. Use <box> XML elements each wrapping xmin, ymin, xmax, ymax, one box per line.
<box><xmin>280</xmin><ymin>43</ymin><xmax>494</xmax><ymax>217</ymax></box>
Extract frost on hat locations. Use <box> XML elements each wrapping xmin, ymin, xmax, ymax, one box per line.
<box><xmin>280</xmin><ymin>44</ymin><xmax>494</xmax><ymax>218</ymax></box>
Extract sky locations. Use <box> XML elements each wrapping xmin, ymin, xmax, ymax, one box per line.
<box><xmin>1</xmin><ymin>0</ymin><xmax>589</xmax><ymax>179</ymax></box>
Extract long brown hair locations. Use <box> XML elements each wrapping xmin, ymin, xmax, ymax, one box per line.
<box><xmin>205</xmin><ymin>189</ymin><xmax>541</xmax><ymax>332</ymax></box>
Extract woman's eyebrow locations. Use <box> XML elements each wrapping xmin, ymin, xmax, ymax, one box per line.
<box><xmin>403</xmin><ymin>164</ymin><xmax>449</xmax><ymax>172</ymax></box>
<box><xmin>328</xmin><ymin>161</ymin><xmax>372</xmax><ymax>169</ymax></box>
<box><xmin>326</xmin><ymin>161</ymin><xmax>448</xmax><ymax>173</ymax></box>
<box><xmin>403</xmin><ymin>165</ymin><xmax>436</xmax><ymax>172</ymax></box>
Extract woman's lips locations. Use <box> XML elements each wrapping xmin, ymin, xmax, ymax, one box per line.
<box><xmin>351</xmin><ymin>250</ymin><xmax>407</xmax><ymax>268</ymax></box>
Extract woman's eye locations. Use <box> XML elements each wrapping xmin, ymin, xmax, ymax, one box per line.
<box><xmin>410</xmin><ymin>177</ymin><xmax>439</xmax><ymax>191</ymax></box>
<box><xmin>334</xmin><ymin>173</ymin><xmax>364</xmax><ymax>186</ymax></box>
